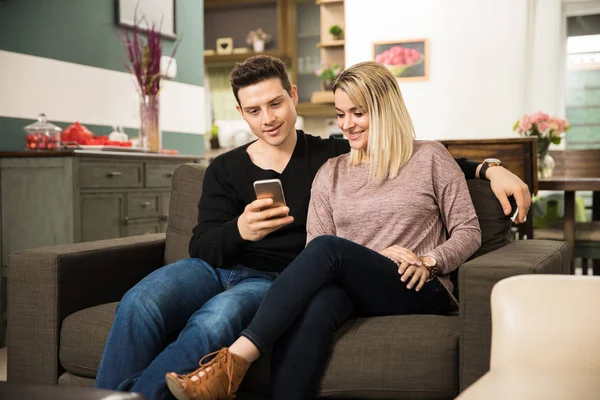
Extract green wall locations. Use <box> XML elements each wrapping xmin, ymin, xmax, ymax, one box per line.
<box><xmin>0</xmin><ymin>0</ymin><xmax>205</xmax><ymax>155</ymax></box>
<box><xmin>0</xmin><ymin>0</ymin><xmax>204</xmax><ymax>86</ymax></box>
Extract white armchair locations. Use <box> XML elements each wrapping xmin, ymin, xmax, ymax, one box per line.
<box><xmin>457</xmin><ymin>275</ymin><xmax>600</xmax><ymax>399</ymax></box>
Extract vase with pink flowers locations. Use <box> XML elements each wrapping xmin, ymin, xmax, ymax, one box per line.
<box><xmin>247</xmin><ymin>28</ymin><xmax>271</xmax><ymax>53</ymax></box>
<box><xmin>513</xmin><ymin>111</ymin><xmax>571</xmax><ymax>179</ymax></box>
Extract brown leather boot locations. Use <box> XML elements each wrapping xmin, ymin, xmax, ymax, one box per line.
<box><xmin>165</xmin><ymin>347</ymin><xmax>251</xmax><ymax>400</ymax></box>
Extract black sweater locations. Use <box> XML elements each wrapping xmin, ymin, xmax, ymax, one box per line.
<box><xmin>188</xmin><ymin>130</ymin><xmax>479</xmax><ymax>273</ymax></box>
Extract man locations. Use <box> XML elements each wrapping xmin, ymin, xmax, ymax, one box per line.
<box><xmin>96</xmin><ymin>55</ymin><xmax>531</xmax><ymax>400</ymax></box>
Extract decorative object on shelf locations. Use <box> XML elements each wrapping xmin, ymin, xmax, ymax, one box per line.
<box><xmin>216</xmin><ymin>37</ymin><xmax>234</xmax><ymax>55</ymax></box>
<box><xmin>209</xmin><ymin>124</ymin><xmax>220</xmax><ymax>149</ymax></box>
<box><xmin>246</xmin><ymin>28</ymin><xmax>271</xmax><ymax>53</ymax></box>
<box><xmin>315</xmin><ymin>63</ymin><xmax>343</xmax><ymax>91</ymax></box>
<box><xmin>329</xmin><ymin>25</ymin><xmax>343</xmax><ymax>40</ymax></box>
<box><xmin>373</xmin><ymin>38</ymin><xmax>429</xmax><ymax>81</ymax></box>
<box><xmin>120</xmin><ymin>9</ymin><xmax>179</xmax><ymax>153</ymax></box>
<box><xmin>513</xmin><ymin>111</ymin><xmax>570</xmax><ymax>179</ymax></box>
<box><xmin>23</xmin><ymin>113</ymin><xmax>62</xmax><ymax>151</ymax></box>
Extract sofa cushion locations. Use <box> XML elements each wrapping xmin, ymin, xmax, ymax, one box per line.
<box><xmin>60</xmin><ymin>303</ymin><xmax>117</xmax><ymax>378</ymax></box>
<box><xmin>242</xmin><ymin>314</ymin><xmax>460</xmax><ymax>399</ymax></box>
<box><xmin>467</xmin><ymin>180</ymin><xmax>515</xmax><ymax>259</ymax></box>
<box><xmin>164</xmin><ymin>163</ymin><xmax>205</xmax><ymax>265</ymax></box>
<box><xmin>61</xmin><ymin>303</ymin><xmax>458</xmax><ymax>400</ymax></box>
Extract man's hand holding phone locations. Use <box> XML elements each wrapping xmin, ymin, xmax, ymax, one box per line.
<box><xmin>238</xmin><ymin>199</ymin><xmax>293</xmax><ymax>241</ymax></box>
<box><xmin>238</xmin><ymin>179</ymin><xmax>293</xmax><ymax>241</ymax></box>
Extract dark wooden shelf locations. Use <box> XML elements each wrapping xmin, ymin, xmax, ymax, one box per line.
<box><xmin>317</xmin><ymin>40</ymin><xmax>345</xmax><ymax>48</ymax></box>
<box><xmin>296</xmin><ymin>102</ymin><xmax>336</xmax><ymax>118</ymax></box>
<box><xmin>205</xmin><ymin>50</ymin><xmax>290</xmax><ymax>65</ymax></box>
<box><xmin>316</xmin><ymin>0</ymin><xmax>344</xmax><ymax>4</ymax></box>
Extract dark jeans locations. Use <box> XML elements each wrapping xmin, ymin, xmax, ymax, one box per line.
<box><xmin>242</xmin><ymin>235</ymin><xmax>451</xmax><ymax>355</ymax></box>
<box><xmin>270</xmin><ymin>284</ymin><xmax>354</xmax><ymax>400</ymax></box>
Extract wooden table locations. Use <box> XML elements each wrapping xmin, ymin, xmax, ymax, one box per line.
<box><xmin>538</xmin><ymin>178</ymin><xmax>600</xmax><ymax>272</ymax></box>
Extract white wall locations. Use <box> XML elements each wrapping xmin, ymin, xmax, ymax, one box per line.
<box><xmin>345</xmin><ymin>0</ymin><xmax>533</xmax><ymax>140</ymax></box>
<box><xmin>0</xmin><ymin>50</ymin><xmax>206</xmax><ymax>135</ymax></box>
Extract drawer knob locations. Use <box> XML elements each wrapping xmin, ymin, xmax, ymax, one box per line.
<box><xmin>160</xmin><ymin>214</ymin><xmax>169</xmax><ymax>221</ymax></box>
<box><xmin>123</xmin><ymin>216</ymin><xmax>130</xmax><ymax>225</ymax></box>
<box><xmin>166</xmin><ymin>172</ymin><xmax>174</xmax><ymax>178</ymax></box>
<box><xmin>140</xmin><ymin>201</ymin><xmax>151</xmax><ymax>208</ymax></box>
<box><xmin>107</xmin><ymin>171</ymin><xmax>122</xmax><ymax>177</ymax></box>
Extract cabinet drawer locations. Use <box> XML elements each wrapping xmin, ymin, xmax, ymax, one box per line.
<box><xmin>80</xmin><ymin>162</ymin><xmax>143</xmax><ymax>189</ymax></box>
<box><xmin>127</xmin><ymin>193</ymin><xmax>160</xmax><ymax>218</ymax></box>
<box><xmin>145</xmin><ymin>163</ymin><xmax>179</xmax><ymax>187</ymax></box>
<box><xmin>125</xmin><ymin>221</ymin><xmax>162</xmax><ymax>237</ymax></box>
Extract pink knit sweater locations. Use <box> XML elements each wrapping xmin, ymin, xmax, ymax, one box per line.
<box><xmin>306</xmin><ymin>140</ymin><xmax>481</xmax><ymax>295</ymax></box>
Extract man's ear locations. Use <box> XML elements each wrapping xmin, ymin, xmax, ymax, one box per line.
<box><xmin>236</xmin><ymin>104</ymin><xmax>244</xmax><ymax>118</ymax></box>
<box><xmin>290</xmin><ymin>85</ymin><xmax>299</xmax><ymax>107</ymax></box>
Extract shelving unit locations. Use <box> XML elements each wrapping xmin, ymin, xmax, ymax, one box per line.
<box><xmin>201</xmin><ymin>0</ymin><xmax>345</xmax><ymax>122</ymax></box>
<box><xmin>203</xmin><ymin>0</ymin><xmax>290</xmax><ymax>67</ymax></box>
<box><xmin>309</xmin><ymin>0</ymin><xmax>344</xmax><ymax>105</ymax></box>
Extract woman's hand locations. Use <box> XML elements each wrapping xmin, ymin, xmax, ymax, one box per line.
<box><xmin>379</xmin><ymin>246</ymin><xmax>430</xmax><ymax>291</ymax></box>
<box><xmin>398</xmin><ymin>263</ymin><xmax>431</xmax><ymax>292</ymax></box>
<box><xmin>378</xmin><ymin>245</ymin><xmax>422</xmax><ymax>267</ymax></box>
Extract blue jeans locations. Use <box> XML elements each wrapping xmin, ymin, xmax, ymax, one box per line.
<box><xmin>95</xmin><ymin>258</ymin><xmax>277</xmax><ymax>400</ymax></box>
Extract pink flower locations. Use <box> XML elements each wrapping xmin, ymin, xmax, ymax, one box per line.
<box><xmin>512</xmin><ymin>111</ymin><xmax>570</xmax><ymax>146</ymax></box>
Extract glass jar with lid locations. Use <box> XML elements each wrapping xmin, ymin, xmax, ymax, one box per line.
<box><xmin>24</xmin><ymin>113</ymin><xmax>62</xmax><ymax>150</ymax></box>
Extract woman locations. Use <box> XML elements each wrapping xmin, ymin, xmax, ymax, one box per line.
<box><xmin>165</xmin><ymin>61</ymin><xmax>482</xmax><ymax>400</ymax></box>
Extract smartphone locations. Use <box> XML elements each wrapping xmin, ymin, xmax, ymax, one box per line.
<box><xmin>253</xmin><ymin>179</ymin><xmax>287</xmax><ymax>209</ymax></box>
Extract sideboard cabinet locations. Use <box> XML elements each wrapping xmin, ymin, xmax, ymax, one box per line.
<box><xmin>0</xmin><ymin>150</ymin><xmax>200</xmax><ymax>345</ymax></box>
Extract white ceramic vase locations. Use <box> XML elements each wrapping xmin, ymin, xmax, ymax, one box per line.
<box><xmin>253</xmin><ymin>39</ymin><xmax>265</xmax><ymax>53</ymax></box>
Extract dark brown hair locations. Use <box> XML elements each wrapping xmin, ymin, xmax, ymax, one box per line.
<box><xmin>230</xmin><ymin>55</ymin><xmax>292</xmax><ymax>105</ymax></box>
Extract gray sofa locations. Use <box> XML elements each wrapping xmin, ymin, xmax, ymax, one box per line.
<box><xmin>8</xmin><ymin>163</ymin><xmax>570</xmax><ymax>399</ymax></box>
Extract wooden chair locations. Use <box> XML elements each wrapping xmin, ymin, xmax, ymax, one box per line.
<box><xmin>535</xmin><ymin>149</ymin><xmax>600</xmax><ymax>275</ymax></box>
<box><xmin>439</xmin><ymin>138</ymin><xmax>538</xmax><ymax>240</ymax></box>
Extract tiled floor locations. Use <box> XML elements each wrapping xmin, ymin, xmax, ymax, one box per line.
<box><xmin>0</xmin><ymin>347</ymin><xmax>6</xmax><ymax>381</ymax></box>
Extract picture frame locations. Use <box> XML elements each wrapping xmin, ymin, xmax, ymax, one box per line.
<box><xmin>372</xmin><ymin>38</ymin><xmax>429</xmax><ymax>82</ymax></box>
<box><xmin>115</xmin><ymin>0</ymin><xmax>177</xmax><ymax>40</ymax></box>
<box><xmin>216</xmin><ymin>37</ymin><xmax>234</xmax><ymax>55</ymax></box>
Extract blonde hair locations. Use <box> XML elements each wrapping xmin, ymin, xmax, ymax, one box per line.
<box><xmin>332</xmin><ymin>61</ymin><xmax>415</xmax><ymax>181</ymax></box>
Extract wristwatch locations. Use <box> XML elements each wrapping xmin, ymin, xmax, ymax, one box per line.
<box><xmin>479</xmin><ymin>158</ymin><xmax>502</xmax><ymax>180</ymax></box>
<box><xmin>419</xmin><ymin>255</ymin><xmax>438</xmax><ymax>282</ymax></box>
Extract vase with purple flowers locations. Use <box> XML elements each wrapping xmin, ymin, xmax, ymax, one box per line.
<box><xmin>120</xmin><ymin>11</ymin><xmax>179</xmax><ymax>152</ymax></box>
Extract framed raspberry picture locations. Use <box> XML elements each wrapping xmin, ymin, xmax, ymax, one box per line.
<box><xmin>373</xmin><ymin>38</ymin><xmax>429</xmax><ymax>82</ymax></box>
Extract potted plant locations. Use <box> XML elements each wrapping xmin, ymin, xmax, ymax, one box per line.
<box><xmin>315</xmin><ymin>63</ymin><xmax>343</xmax><ymax>91</ymax></box>
<box><xmin>329</xmin><ymin>25</ymin><xmax>343</xmax><ymax>40</ymax></box>
<box><xmin>246</xmin><ymin>28</ymin><xmax>272</xmax><ymax>53</ymax></box>
<box><xmin>209</xmin><ymin>124</ymin><xmax>220</xmax><ymax>150</ymax></box>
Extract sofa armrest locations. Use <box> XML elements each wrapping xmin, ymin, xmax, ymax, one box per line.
<box><xmin>7</xmin><ymin>233</ymin><xmax>165</xmax><ymax>385</ymax></box>
<box><xmin>458</xmin><ymin>239</ymin><xmax>570</xmax><ymax>390</ymax></box>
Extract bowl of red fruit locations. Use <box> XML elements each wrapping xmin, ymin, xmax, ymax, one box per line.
<box><xmin>375</xmin><ymin>45</ymin><xmax>424</xmax><ymax>77</ymax></box>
